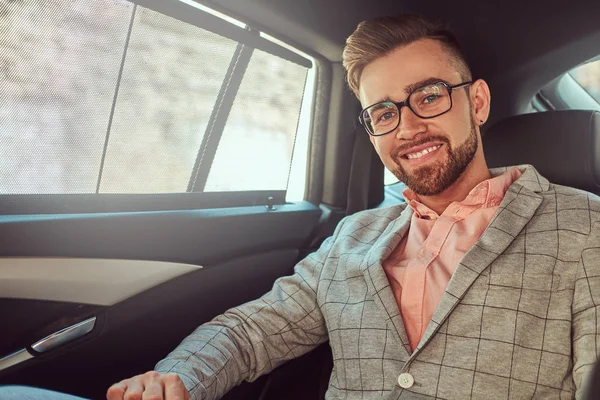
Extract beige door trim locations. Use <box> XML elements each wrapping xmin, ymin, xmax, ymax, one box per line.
<box><xmin>0</xmin><ymin>258</ymin><xmax>202</xmax><ymax>305</ymax></box>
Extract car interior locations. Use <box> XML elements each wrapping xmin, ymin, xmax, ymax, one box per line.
<box><xmin>0</xmin><ymin>0</ymin><xmax>599</xmax><ymax>399</ymax></box>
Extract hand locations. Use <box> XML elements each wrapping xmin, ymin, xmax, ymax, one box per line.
<box><xmin>106</xmin><ymin>371</ymin><xmax>190</xmax><ymax>400</ymax></box>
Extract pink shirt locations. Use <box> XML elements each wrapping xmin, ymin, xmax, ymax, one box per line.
<box><xmin>383</xmin><ymin>168</ymin><xmax>522</xmax><ymax>351</ymax></box>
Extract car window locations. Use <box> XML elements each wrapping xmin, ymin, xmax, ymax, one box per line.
<box><xmin>570</xmin><ymin>58</ymin><xmax>600</xmax><ymax>104</ymax></box>
<box><xmin>0</xmin><ymin>0</ymin><xmax>314</xmax><ymax>201</ymax></box>
<box><xmin>384</xmin><ymin>168</ymin><xmax>400</xmax><ymax>185</ymax></box>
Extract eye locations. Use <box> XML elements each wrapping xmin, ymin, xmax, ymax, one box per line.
<box><xmin>423</xmin><ymin>94</ymin><xmax>440</xmax><ymax>104</ymax></box>
<box><xmin>368</xmin><ymin>103</ymin><xmax>398</xmax><ymax>125</ymax></box>
<box><xmin>377</xmin><ymin>111</ymin><xmax>396</xmax><ymax>122</ymax></box>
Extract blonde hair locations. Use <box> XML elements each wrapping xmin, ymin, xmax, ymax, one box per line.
<box><xmin>342</xmin><ymin>14</ymin><xmax>472</xmax><ymax>98</ymax></box>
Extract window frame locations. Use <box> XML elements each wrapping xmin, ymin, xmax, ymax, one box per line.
<box><xmin>0</xmin><ymin>191</ymin><xmax>287</xmax><ymax>215</ymax></box>
<box><xmin>537</xmin><ymin>57</ymin><xmax>600</xmax><ymax>112</ymax></box>
<box><xmin>136</xmin><ymin>0</ymin><xmax>312</xmax><ymax>68</ymax></box>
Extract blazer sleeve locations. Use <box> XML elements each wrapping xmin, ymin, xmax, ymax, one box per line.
<box><xmin>572</xmin><ymin>219</ymin><xmax>600</xmax><ymax>399</ymax></box>
<box><xmin>153</xmin><ymin>217</ymin><xmax>347</xmax><ymax>400</ymax></box>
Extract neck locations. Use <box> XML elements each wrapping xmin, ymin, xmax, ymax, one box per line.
<box><xmin>416</xmin><ymin>156</ymin><xmax>492</xmax><ymax>215</ymax></box>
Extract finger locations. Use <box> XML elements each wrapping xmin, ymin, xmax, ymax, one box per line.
<box><xmin>142</xmin><ymin>379</ymin><xmax>163</xmax><ymax>400</ymax></box>
<box><xmin>124</xmin><ymin>378</ymin><xmax>144</xmax><ymax>400</ymax></box>
<box><xmin>106</xmin><ymin>381</ymin><xmax>127</xmax><ymax>400</ymax></box>
<box><xmin>163</xmin><ymin>373</ymin><xmax>189</xmax><ymax>400</ymax></box>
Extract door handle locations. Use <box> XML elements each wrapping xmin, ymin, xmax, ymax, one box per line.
<box><xmin>31</xmin><ymin>316</ymin><xmax>96</xmax><ymax>353</ymax></box>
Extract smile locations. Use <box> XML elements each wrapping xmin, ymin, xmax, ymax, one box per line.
<box><xmin>404</xmin><ymin>144</ymin><xmax>442</xmax><ymax>159</ymax></box>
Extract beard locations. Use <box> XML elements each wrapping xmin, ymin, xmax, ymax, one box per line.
<box><xmin>390</xmin><ymin>119</ymin><xmax>479</xmax><ymax>196</ymax></box>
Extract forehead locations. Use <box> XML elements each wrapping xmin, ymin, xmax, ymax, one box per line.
<box><xmin>358</xmin><ymin>39</ymin><xmax>462</xmax><ymax>107</ymax></box>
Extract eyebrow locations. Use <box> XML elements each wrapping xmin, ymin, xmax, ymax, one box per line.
<box><xmin>372</xmin><ymin>77</ymin><xmax>447</xmax><ymax>105</ymax></box>
<box><xmin>404</xmin><ymin>77</ymin><xmax>447</xmax><ymax>96</ymax></box>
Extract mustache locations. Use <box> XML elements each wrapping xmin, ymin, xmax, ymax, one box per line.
<box><xmin>391</xmin><ymin>135</ymin><xmax>450</xmax><ymax>160</ymax></box>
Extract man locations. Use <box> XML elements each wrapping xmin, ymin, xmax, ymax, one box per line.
<box><xmin>107</xmin><ymin>14</ymin><xmax>600</xmax><ymax>400</ymax></box>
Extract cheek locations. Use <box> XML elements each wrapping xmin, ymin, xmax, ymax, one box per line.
<box><xmin>432</xmin><ymin>117</ymin><xmax>471</xmax><ymax>145</ymax></box>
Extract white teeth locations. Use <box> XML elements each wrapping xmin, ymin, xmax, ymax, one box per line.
<box><xmin>406</xmin><ymin>145</ymin><xmax>441</xmax><ymax>159</ymax></box>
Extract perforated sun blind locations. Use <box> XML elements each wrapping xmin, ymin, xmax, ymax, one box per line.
<box><xmin>0</xmin><ymin>0</ymin><xmax>310</xmax><ymax>195</ymax></box>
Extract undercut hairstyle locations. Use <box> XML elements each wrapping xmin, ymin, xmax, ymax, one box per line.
<box><xmin>343</xmin><ymin>14</ymin><xmax>472</xmax><ymax>98</ymax></box>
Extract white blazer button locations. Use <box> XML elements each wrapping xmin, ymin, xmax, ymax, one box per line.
<box><xmin>398</xmin><ymin>372</ymin><xmax>414</xmax><ymax>389</ymax></box>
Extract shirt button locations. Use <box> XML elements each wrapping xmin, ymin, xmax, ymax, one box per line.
<box><xmin>398</xmin><ymin>372</ymin><xmax>414</xmax><ymax>389</ymax></box>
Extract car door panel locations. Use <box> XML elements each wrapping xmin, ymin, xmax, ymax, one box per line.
<box><xmin>0</xmin><ymin>203</ymin><xmax>319</xmax><ymax>262</ymax></box>
<box><xmin>0</xmin><ymin>202</ymin><xmax>323</xmax><ymax>399</ymax></box>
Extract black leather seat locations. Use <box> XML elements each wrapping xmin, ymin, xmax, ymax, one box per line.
<box><xmin>485</xmin><ymin>109</ymin><xmax>600</xmax><ymax>399</ymax></box>
<box><xmin>484</xmin><ymin>110</ymin><xmax>600</xmax><ymax>195</ymax></box>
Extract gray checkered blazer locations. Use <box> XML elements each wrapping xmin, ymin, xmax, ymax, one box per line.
<box><xmin>155</xmin><ymin>165</ymin><xmax>600</xmax><ymax>400</ymax></box>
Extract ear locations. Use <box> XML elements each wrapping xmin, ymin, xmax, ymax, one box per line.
<box><xmin>470</xmin><ymin>79</ymin><xmax>491</xmax><ymax>126</ymax></box>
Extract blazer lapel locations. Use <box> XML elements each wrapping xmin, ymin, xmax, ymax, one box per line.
<box><xmin>361</xmin><ymin>208</ymin><xmax>414</xmax><ymax>356</ymax></box>
<box><xmin>414</xmin><ymin>177</ymin><xmax>544</xmax><ymax>353</ymax></box>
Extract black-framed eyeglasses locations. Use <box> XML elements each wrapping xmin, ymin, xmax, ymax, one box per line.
<box><xmin>358</xmin><ymin>81</ymin><xmax>472</xmax><ymax>136</ymax></box>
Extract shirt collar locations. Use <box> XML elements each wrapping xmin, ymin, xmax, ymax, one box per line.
<box><xmin>402</xmin><ymin>167</ymin><xmax>523</xmax><ymax>220</ymax></box>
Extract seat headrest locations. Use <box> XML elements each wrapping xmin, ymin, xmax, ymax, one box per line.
<box><xmin>484</xmin><ymin>110</ymin><xmax>600</xmax><ymax>194</ymax></box>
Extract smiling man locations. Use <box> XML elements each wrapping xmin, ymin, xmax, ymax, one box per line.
<box><xmin>102</xmin><ymin>14</ymin><xmax>600</xmax><ymax>400</ymax></box>
<box><xmin>343</xmin><ymin>19</ymin><xmax>527</xmax><ymax>353</ymax></box>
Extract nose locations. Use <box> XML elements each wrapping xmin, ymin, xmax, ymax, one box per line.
<box><xmin>395</xmin><ymin>105</ymin><xmax>427</xmax><ymax>140</ymax></box>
